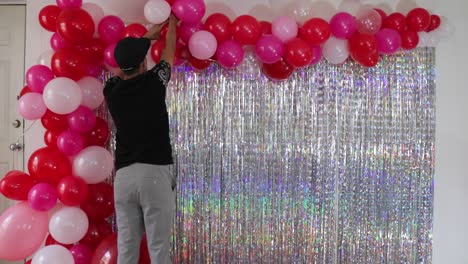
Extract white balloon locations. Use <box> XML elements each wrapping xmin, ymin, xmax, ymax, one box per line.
<box><xmin>310</xmin><ymin>1</ymin><xmax>337</xmax><ymax>21</ymax></box>
<box><xmin>323</xmin><ymin>37</ymin><xmax>349</xmax><ymax>65</ymax></box>
<box><xmin>77</xmin><ymin>76</ymin><xmax>104</xmax><ymax>110</ymax></box>
<box><xmin>82</xmin><ymin>2</ymin><xmax>105</xmax><ymax>31</ymax></box>
<box><xmin>338</xmin><ymin>0</ymin><xmax>362</xmax><ymax>16</ymax></box>
<box><xmin>49</xmin><ymin>207</ymin><xmax>89</xmax><ymax>245</ymax></box>
<box><xmin>73</xmin><ymin>146</ymin><xmax>114</xmax><ymax>184</ymax></box>
<box><xmin>418</xmin><ymin>32</ymin><xmax>429</xmax><ymax>47</ymax></box>
<box><xmin>395</xmin><ymin>0</ymin><xmax>418</xmax><ymax>15</ymax></box>
<box><xmin>43</xmin><ymin>77</ymin><xmax>82</xmax><ymax>115</ymax></box>
<box><xmin>144</xmin><ymin>0</ymin><xmax>171</xmax><ymax>24</ymax></box>
<box><xmin>286</xmin><ymin>0</ymin><xmax>312</xmax><ymax>24</ymax></box>
<box><xmin>37</xmin><ymin>50</ymin><xmax>54</xmax><ymax>68</ymax></box>
<box><xmin>32</xmin><ymin>245</ymin><xmax>74</xmax><ymax>264</ymax></box>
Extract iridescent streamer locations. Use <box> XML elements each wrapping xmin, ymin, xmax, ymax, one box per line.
<box><xmin>106</xmin><ymin>48</ymin><xmax>435</xmax><ymax>263</ymax></box>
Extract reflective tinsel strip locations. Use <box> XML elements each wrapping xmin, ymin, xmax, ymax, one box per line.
<box><xmin>104</xmin><ymin>48</ymin><xmax>435</xmax><ymax>263</ymax></box>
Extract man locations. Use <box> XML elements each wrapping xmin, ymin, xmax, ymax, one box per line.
<box><xmin>103</xmin><ymin>14</ymin><xmax>177</xmax><ymax>264</ymax></box>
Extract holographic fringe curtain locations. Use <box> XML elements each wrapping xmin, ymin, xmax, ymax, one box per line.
<box><xmin>105</xmin><ymin>48</ymin><xmax>435</xmax><ymax>263</ymax></box>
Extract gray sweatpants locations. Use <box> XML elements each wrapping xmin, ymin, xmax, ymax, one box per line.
<box><xmin>114</xmin><ymin>163</ymin><xmax>175</xmax><ymax>264</ymax></box>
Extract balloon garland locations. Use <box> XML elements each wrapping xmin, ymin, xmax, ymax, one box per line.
<box><xmin>0</xmin><ymin>0</ymin><xmax>453</xmax><ymax>263</ymax></box>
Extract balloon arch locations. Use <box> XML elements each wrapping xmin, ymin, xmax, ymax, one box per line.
<box><xmin>0</xmin><ymin>0</ymin><xmax>452</xmax><ymax>263</ymax></box>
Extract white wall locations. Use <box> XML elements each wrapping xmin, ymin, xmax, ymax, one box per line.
<box><xmin>24</xmin><ymin>0</ymin><xmax>468</xmax><ymax>263</ymax></box>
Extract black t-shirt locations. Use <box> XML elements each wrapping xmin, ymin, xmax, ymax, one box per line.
<box><xmin>103</xmin><ymin>60</ymin><xmax>173</xmax><ymax>171</ymax></box>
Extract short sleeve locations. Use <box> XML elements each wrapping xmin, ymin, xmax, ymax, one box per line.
<box><xmin>149</xmin><ymin>60</ymin><xmax>171</xmax><ymax>87</ymax></box>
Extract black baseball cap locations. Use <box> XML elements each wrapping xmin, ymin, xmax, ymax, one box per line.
<box><xmin>114</xmin><ymin>37</ymin><xmax>151</xmax><ymax>71</ymax></box>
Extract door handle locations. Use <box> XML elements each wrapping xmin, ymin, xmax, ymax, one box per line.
<box><xmin>9</xmin><ymin>142</ymin><xmax>22</xmax><ymax>151</ymax></box>
<box><xmin>12</xmin><ymin>119</ymin><xmax>21</xmax><ymax>128</ymax></box>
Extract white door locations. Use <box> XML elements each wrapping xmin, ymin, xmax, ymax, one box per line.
<box><xmin>0</xmin><ymin>5</ymin><xmax>26</xmax><ymax>264</ymax></box>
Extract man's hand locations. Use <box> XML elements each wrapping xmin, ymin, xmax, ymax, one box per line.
<box><xmin>143</xmin><ymin>20</ymin><xmax>169</xmax><ymax>40</ymax></box>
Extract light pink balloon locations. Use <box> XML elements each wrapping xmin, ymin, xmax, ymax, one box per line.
<box><xmin>356</xmin><ymin>7</ymin><xmax>382</xmax><ymax>35</ymax></box>
<box><xmin>98</xmin><ymin>15</ymin><xmax>125</xmax><ymax>45</ymax></box>
<box><xmin>67</xmin><ymin>105</ymin><xmax>96</xmax><ymax>133</ymax></box>
<box><xmin>56</xmin><ymin>0</ymin><xmax>82</xmax><ymax>9</ymax></box>
<box><xmin>0</xmin><ymin>202</ymin><xmax>49</xmax><ymax>261</ymax></box>
<box><xmin>26</xmin><ymin>65</ymin><xmax>55</xmax><ymax>93</ymax></box>
<box><xmin>18</xmin><ymin>92</ymin><xmax>47</xmax><ymax>120</ymax></box>
<box><xmin>255</xmin><ymin>35</ymin><xmax>284</xmax><ymax>64</ymax></box>
<box><xmin>144</xmin><ymin>0</ymin><xmax>171</xmax><ymax>24</ymax></box>
<box><xmin>216</xmin><ymin>40</ymin><xmax>244</xmax><ymax>68</ymax></box>
<box><xmin>188</xmin><ymin>30</ymin><xmax>217</xmax><ymax>60</ymax></box>
<box><xmin>104</xmin><ymin>43</ymin><xmax>118</xmax><ymax>68</ymax></box>
<box><xmin>32</xmin><ymin>245</ymin><xmax>74</xmax><ymax>264</ymax></box>
<box><xmin>178</xmin><ymin>21</ymin><xmax>203</xmax><ymax>44</ymax></box>
<box><xmin>49</xmin><ymin>207</ymin><xmax>89</xmax><ymax>244</ymax></box>
<box><xmin>57</xmin><ymin>129</ymin><xmax>85</xmax><ymax>156</ymax></box>
<box><xmin>28</xmin><ymin>183</ymin><xmax>58</xmax><ymax>211</ymax></box>
<box><xmin>322</xmin><ymin>36</ymin><xmax>349</xmax><ymax>64</ymax></box>
<box><xmin>78</xmin><ymin>76</ymin><xmax>104</xmax><ymax>109</ymax></box>
<box><xmin>43</xmin><ymin>77</ymin><xmax>82</xmax><ymax>115</ymax></box>
<box><xmin>172</xmin><ymin>0</ymin><xmax>206</xmax><ymax>24</ymax></box>
<box><xmin>73</xmin><ymin>146</ymin><xmax>114</xmax><ymax>184</ymax></box>
<box><xmin>330</xmin><ymin>12</ymin><xmax>357</xmax><ymax>39</ymax></box>
<box><xmin>272</xmin><ymin>16</ymin><xmax>298</xmax><ymax>43</ymax></box>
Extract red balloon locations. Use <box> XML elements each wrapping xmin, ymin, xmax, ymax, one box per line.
<box><xmin>45</xmin><ymin>234</ymin><xmax>73</xmax><ymax>248</ymax></box>
<box><xmin>57</xmin><ymin>176</ymin><xmax>89</xmax><ymax>206</ymax></box>
<box><xmin>28</xmin><ymin>147</ymin><xmax>71</xmax><ymax>185</ymax></box>
<box><xmin>38</xmin><ymin>5</ymin><xmax>61</xmax><ymax>32</ymax></box>
<box><xmin>188</xmin><ymin>56</ymin><xmax>211</xmax><ymax>71</ymax></box>
<box><xmin>262</xmin><ymin>59</ymin><xmax>295</xmax><ymax>81</ymax></box>
<box><xmin>77</xmin><ymin>38</ymin><xmax>106</xmax><ymax>65</ymax></box>
<box><xmin>80</xmin><ymin>220</ymin><xmax>113</xmax><ymax>250</ymax></box>
<box><xmin>85</xmin><ymin>117</ymin><xmax>110</xmax><ymax>147</ymax></box>
<box><xmin>284</xmin><ymin>38</ymin><xmax>313</xmax><ymax>68</ymax></box>
<box><xmin>259</xmin><ymin>21</ymin><xmax>272</xmax><ymax>35</ymax></box>
<box><xmin>150</xmin><ymin>40</ymin><xmax>165</xmax><ymax>64</ymax></box>
<box><xmin>25</xmin><ymin>260</ymin><xmax>32</xmax><ymax>264</ymax></box>
<box><xmin>122</xmin><ymin>23</ymin><xmax>148</xmax><ymax>38</ymax></box>
<box><xmin>400</xmin><ymin>30</ymin><xmax>419</xmax><ymax>50</ymax></box>
<box><xmin>41</xmin><ymin>110</ymin><xmax>69</xmax><ymax>132</ymax></box>
<box><xmin>0</xmin><ymin>170</ymin><xmax>36</xmax><ymax>200</ymax></box>
<box><xmin>204</xmin><ymin>13</ymin><xmax>232</xmax><ymax>43</ymax></box>
<box><xmin>19</xmin><ymin>85</ymin><xmax>33</xmax><ymax>98</ymax></box>
<box><xmin>406</xmin><ymin>8</ymin><xmax>430</xmax><ymax>32</ymax></box>
<box><xmin>56</xmin><ymin>8</ymin><xmax>95</xmax><ymax>44</ymax></box>
<box><xmin>383</xmin><ymin>13</ymin><xmax>408</xmax><ymax>32</ymax></box>
<box><xmin>374</xmin><ymin>8</ymin><xmax>387</xmax><ymax>20</ymax></box>
<box><xmin>349</xmin><ymin>33</ymin><xmax>379</xmax><ymax>67</ymax></box>
<box><xmin>44</xmin><ymin>129</ymin><xmax>60</xmax><ymax>147</ymax></box>
<box><xmin>165</xmin><ymin>0</ymin><xmax>175</xmax><ymax>5</ymax></box>
<box><xmin>300</xmin><ymin>18</ymin><xmax>331</xmax><ymax>45</ymax></box>
<box><xmin>160</xmin><ymin>23</ymin><xmax>169</xmax><ymax>39</ymax></box>
<box><xmin>174</xmin><ymin>46</ymin><xmax>190</xmax><ymax>66</ymax></box>
<box><xmin>427</xmin><ymin>15</ymin><xmax>441</xmax><ymax>32</ymax></box>
<box><xmin>91</xmin><ymin>233</ymin><xmax>150</xmax><ymax>264</ymax></box>
<box><xmin>51</xmin><ymin>48</ymin><xmax>87</xmax><ymax>80</ymax></box>
<box><xmin>81</xmin><ymin>182</ymin><xmax>114</xmax><ymax>220</ymax></box>
<box><xmin>231</xmin><ymin>15</ymin><xmax>261</xmax><ymax>45</ymax></box>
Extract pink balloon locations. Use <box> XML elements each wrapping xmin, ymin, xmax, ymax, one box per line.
<box><xmin>310</xmin><ymin>45</ymin><xmax>322</xmax><ymax>65</ymax></box>
<box><xmin>255</xmin><ymin>35</ymin><xmax>284</xmax><ymax>64</ymax></box>
<box><xmin>70</xmin><ymin>244</ymin><xmax>92</xmax><ymax>264</ymax></box>
<box><xmin>67</xmin><ymin>105</ymin><xmax>96</xmax><ymax>133</ymax></box>
<box><xmin>356</xmin><ymin>8</ymin><xmax>382</xmax><ymax>35</ymax></box>
<box><xmin>77</xmin><ymin>76</ymin><xmax>104</xmax><ymax>109</ymax></box>
<box><xmin>98</xmin><ymin>15</ymin><xmax>125</xmax><ymax>45</ymax></box>
<box><xmin>28</xmin><ymin>183</ymin><xmax>58</xmax><ymax>211</ymax></box>
<box><xmin>376</xmin><ymin>28</ymin><xmax>401</xmax><ymax>54</ymax></box>
<box><xmin>172</xmin><ymin>0</ymin><xmax>206</xmax><ymax>24</ymax></box>
<box><xmin>178</xmin><ymin>21</ymin><xmax>203</xmax><ymax>44</ymax></box>
<box><xmin>0</xmin><ymin>202</ymin><xmax>49</xmax><ymax>261</ymax></box>
<box><xmin>50</xmin><ymin>33</ymin><xmax>70</xmax><ymax>51</ymax></box>
<box><xmin>330</xmin><ymin>12</ymin><xmax>357</xmax><ymax>39</ymax></box>
<box><xmin>188</xmin><ymin>30</ymin><xmax>217</xmax><ymax>60</ymax></box>
<box><xmin>26</xmin><ymin>65</ymin><xmax>55</xmax><ymax>93</ymax></box>
<box><xmin>56</xmin><ymin>0</ymin><xmax>82</xmax><ymax>9</ymax></box>
<box><xmin>73</xmin><ymin>146</ymin><xmax>114</xmax><ymax>184</ymax></box>
<box><xmin>216</xmin><ymin>40</ymin><xmax>244</xmax><ymax>68</ymax></box>
<box><xmin>103</xmin><ymin>43</ymin><xmax>118</xmax><ymax>68</ymax></box>
<box><xmin>272</xmin><ymin>16</ymin><xmax>298</xmax><ymax>43</ymax></box>
<box><xmin>18</xmin><ymin>92</ymin><xmax>47</xmax><ymax>120</ymax></box>
<box><xmin>57</xmin><ymin>129</ymin><xmax>85</xmax><ymax>156</ymax></box>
